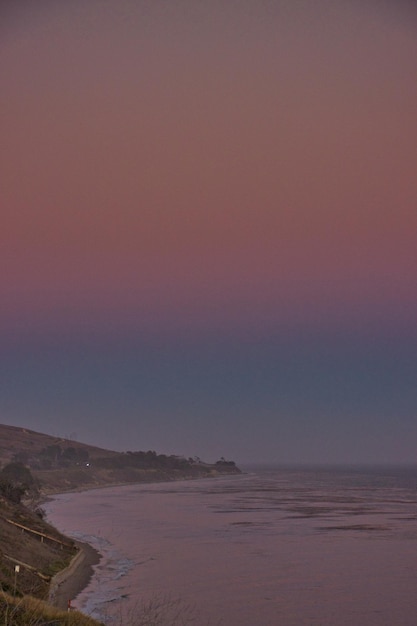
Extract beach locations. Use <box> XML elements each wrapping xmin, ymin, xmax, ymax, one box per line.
<box><xmin>49</xmin><ymin>540</ymin><xmax>101</xmax><ymax>611</ymax></box>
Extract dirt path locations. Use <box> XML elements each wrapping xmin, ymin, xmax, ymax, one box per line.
<box><xmin>49</xmin><ymin>540</ymin><xmax>101</xmax><ymax>611</ymax></box>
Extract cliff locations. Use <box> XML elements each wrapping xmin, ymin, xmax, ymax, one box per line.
<box><xmin>0</xmin><ymin>422</ymin><xmax>241</xmax><ymax>621</ymax></box>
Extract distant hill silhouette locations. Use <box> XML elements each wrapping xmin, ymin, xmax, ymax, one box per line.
<box><xmin>0</xmin><ymin>423</ymin><xmax>241</xmax><ymax>495</ymax></box>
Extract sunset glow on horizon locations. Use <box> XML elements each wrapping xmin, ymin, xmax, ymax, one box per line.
<box><xmin>1</xmin><ymin>0</ymin><xmax>416</xmax><ymax>463</ymax></box>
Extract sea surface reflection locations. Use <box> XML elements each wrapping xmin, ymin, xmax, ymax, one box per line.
<box><xmin>45</xmin><ymin>465</ymin><xmax>417</xmax><ymax>625</ymax></box>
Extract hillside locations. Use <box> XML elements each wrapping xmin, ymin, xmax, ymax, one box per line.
<box><xmin>0</xmin><ymin>492</ymin><xmax>102</xmax><ymax>624</ymax></box>
<box><xmin>0</xmin><ymin>424</ymin><xmax>240</xmax><ymax>495</ymax></box>
<box><xmin>0</xmin><ymin>424</ymin><xmax>120</xmax><ymax>467</ymax></box>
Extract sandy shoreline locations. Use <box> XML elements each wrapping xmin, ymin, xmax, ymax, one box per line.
<box><xmin>44</xmin><ymin>473</ymin><xmax>242</xmax><ymax>616</ymax></box>
<box><xmin>49</xmin><ymin>539</ymin><xmax>101</xmax><ymax>611</ymax></box>
<box><xmin>43</xmin><ymin>478</ymin><xmax>201</xmax><ymax>615</ymax></box>
<box><xmin>42</xmin><ymin>479</ymin><xmax>202</xmax><ymax>611</ymax></box>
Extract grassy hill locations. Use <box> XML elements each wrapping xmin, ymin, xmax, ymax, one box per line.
<box><xmin>0</xmin><ymin>424</ymin><xmax>240</xmax><ymax>495</ymax></box>
<box><xmin>0</xmin><ymin>423</ymin><xmax>120</xmax><ymax>467</ymax></box>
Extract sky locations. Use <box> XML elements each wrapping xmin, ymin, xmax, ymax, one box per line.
<box><xmin>1</xmin><ymin>0</ymin><xmax>416</xmax><ymax>464</ymax></box>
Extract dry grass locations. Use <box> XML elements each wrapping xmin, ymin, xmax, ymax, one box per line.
<box><xmin>99</xmin><ymin>594</ymin><xmax>199</xmax><ymax>626</ymax></box>
<box><xmin>0</xmin><ymin>591</ymin><xmax>103</xmax><ymax>625</ymax></box>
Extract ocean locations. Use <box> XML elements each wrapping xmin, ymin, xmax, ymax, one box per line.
<box><xmin>44</xmin><ymin>465</ymin><xmax>417</xmax><ymax>625</ymax></box>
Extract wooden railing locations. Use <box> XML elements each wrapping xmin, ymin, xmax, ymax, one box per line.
<box><xmin>3</xmin><ymin>553</ymin><xmax>51</xmax><ymax>581</ymax></box>
<box><xmin>5</xmin><ymin>518</ymin><xmax>74</xmax><ymax>550</ymax></box>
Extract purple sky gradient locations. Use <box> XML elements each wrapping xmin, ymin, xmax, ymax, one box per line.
<box><xmin>1</xmin><ymin>0</ymin><xmax>416</xmax><ymax>463</ymax></box>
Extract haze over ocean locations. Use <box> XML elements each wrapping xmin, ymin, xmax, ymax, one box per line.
<box><xmin>1</xmin><ymin>1</ymin><xmax>417</xmax><ymax>464</ymax></box>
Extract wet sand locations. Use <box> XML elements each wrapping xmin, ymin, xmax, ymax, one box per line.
<box><xmin>49</xmin><ymin>540</ymin><xmax>101</xmax><ymax>611</ymax></box>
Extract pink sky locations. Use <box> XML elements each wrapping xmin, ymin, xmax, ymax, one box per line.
<box><xmin>2</xmin><ymin>0</ymin><xmax>416</xmax><ymax>338</ymax></box>
<box><xmin>1</xmin><ymin>1</ymin><xmax>416</xmax><ymax>462</ymax></box>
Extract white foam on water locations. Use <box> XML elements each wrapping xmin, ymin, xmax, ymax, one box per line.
<box><xmin>55</xmin><ymin>529</ymin><xmax>134</xmax><ymax>621</ymax></box>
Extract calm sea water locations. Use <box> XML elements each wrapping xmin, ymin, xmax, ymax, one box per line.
<box><xmin>44</xmin><ymin>465</ymin><xmax>417</xmax><ymax>625</ymax></box>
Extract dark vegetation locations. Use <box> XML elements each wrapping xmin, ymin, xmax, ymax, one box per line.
<box><xmin>0</xmin><ymin>462</ymin><xmax>38</xmax><ymax>504</ymax></box>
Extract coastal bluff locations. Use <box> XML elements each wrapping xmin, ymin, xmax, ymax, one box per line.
<box><xmin>0</xmin><ymin>422</ymin><xmax>241</xmax><ymax>622</ymax></box>
<box><xmin>0</xmin><ymin>423</ymin><xmax>241</xmax><ymax>495</ymax></box>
